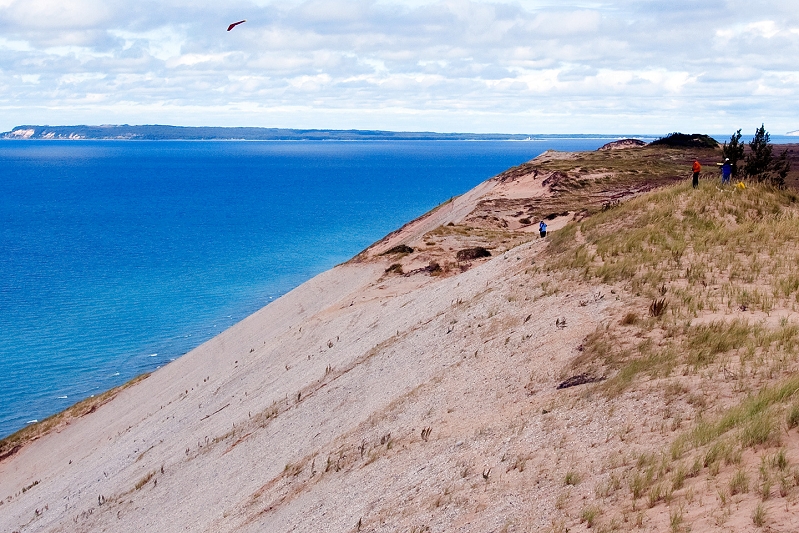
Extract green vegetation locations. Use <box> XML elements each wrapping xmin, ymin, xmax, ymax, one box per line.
<box><xmin>384</xmin><ymin>263</ymin><xmax>404</xmax><ymax>274</ymax></box>
<box><xmin>743</xmin><ymin>124</ymin><xmax>791</xmax><ymax>187</ymax></box>
<box><xmin>753</xmin><ymin>502</ymin><xmax>766</xmax><ymax>527</ymax></box>
<box><xmin>546</xmin><ymin>178</ymin><xmax>799</xmax><ymax>396</ymax></box>
<box><xmin>579</xmin><ymin>505</ymin><xmax>599</xmax><ymax>528</ymax></box>
<box><xmin>722</xmin><ymin>129</ymin><xmax>745</xmax><ymax>177</ymax></box>
<box><xmin>492</xmin><ymin>144</ymin><xmax>716</xmax><ymax>224</ymax></box>
<box><xmin>540</xmin><ymin>156</ymin><xmax>799</xmax><ymax>525</ymax></box>
<box><xmin>650</xmin><ymin>133</ymin><xmax>719</xmax><ymax>149</ymax></box>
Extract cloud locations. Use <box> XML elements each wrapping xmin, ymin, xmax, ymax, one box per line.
<box><xmin>0</xmin><ymin>0</ymin><xmax>797</xmax><ymax>133</ymax></box>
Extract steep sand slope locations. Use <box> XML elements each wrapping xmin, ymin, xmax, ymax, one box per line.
<box><xmin>1</xmin><ymin>149</ymin><xmax>603</xmax><ymax>533</ymax></box>
<box><xmin>2</xmin><ymin>236</ymin><xmax>615</xmax><ymax>533</ymax></box>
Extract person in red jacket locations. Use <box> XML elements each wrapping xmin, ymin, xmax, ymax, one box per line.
<box><xmin>692</xmin><ymin>159</ymin><xmax>701</xmax><ymax>188</ymax></box>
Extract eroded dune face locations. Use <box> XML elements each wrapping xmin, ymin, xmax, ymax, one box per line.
<box><xmin>5</xmin><ymin>145</ymin><xmax>799</xmax><ymax>533</ymax></box>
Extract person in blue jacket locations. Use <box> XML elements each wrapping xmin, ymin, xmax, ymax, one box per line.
<box><xmin>539</xmin><ymin>220</ymin><xmax>547</xmax><ymax>238</ymax></box>
<box><xmin>721</xmin><ymin>158</ymin><xmax>732</xmax><ymax>185</ymax></box>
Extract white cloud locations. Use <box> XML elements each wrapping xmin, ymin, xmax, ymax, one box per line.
<box><xmin>4</xmin><ymin>0</ymin><xmax>111</xmax><ymax>29</ymax></box>
<box><xmin>0</xmin><ymin>0</ymin><xmax>797</xmax><ymax>133</ymax></box>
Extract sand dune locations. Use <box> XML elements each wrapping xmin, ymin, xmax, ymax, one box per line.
<box><xmin>5</xmin><ymin>145</ymin><xmax>799</xmax><ymax>533</ymax></box>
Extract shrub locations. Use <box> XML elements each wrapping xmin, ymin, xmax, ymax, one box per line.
<box><xmin>456</xmin><ymin>247</ymin><xmax>491</xmax><ymax>261</ymax></box>
<box><xmin>381</xmin><ymin>244</ymin><xmax>414</xmax><ymax>255</ymax></box>
<box><xmin>385</xmin><ymin>263</ymin><xmax>403</xmax><ymax>274</ymax></box>
<box><xmin>425</xmin><ymin>262</ymin><xmax>442</xmax><ymax>275</ymax></box>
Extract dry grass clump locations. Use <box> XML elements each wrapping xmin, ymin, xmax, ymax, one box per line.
<box><xmin>134</xmin><ymin>470</ymin><xmax>156</xmax><ymax>491</ymax></box>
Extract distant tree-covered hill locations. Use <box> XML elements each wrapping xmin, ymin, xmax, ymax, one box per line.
<box><xmin>2</xmin><ymin>124</ymin><xmax>543</xmax><ymax>141</ymax></box>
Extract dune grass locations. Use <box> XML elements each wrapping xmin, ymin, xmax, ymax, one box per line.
<box><xmin>546</xmin><ymin>180</ymin><xmax>799</xmax><ymax>397</ymax></box>
<box><xmin>541</xmin><ymin>175</ymin><xmax>799</xmax><ymax>524</ymax></box>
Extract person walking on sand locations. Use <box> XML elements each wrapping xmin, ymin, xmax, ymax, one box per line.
<box><xmin>539</xmin><ymin>220</ymin><xmax>547</xmax><ymax>238</ymax></box>
<box><xmin>691</xmin><ymin>159</ymin><xmax>701</xmax><ymax>188</ymax></box>
<box><xmin>720</xmin><ymin>158</ymin><xmax>732</xmax><ymax>185</ymax></box>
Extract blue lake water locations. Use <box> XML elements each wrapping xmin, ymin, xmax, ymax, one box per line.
<box><xmin>0</xmin><ymin>137</ymin><xmax>641</xmax><ymax>438</ymax></box>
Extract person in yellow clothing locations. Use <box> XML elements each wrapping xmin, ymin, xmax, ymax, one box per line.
<box><xmin>692</xmin><ymin>159</ymin><xmax>701</xmax><ymax>188</ymax></box>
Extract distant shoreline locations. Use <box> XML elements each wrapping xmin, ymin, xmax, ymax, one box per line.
<box><xmin>4</xmin><ymin>125</ymin><xmax>796</xmax><ymax>143</ymax></box>
<box><xmin>1</xmin><ymin>124</ymin><xmax>653</xmax><ymax>142</ymax></box>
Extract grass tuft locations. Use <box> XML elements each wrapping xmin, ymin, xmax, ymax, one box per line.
<box><xmin>787</xmin><ymin>403</ymin><xmax>799</xmax><ymax>429</ymax></box>
<box><xmin>579</xmin><ymin>505</ymin><xmax>599</xmax><ymax>528</ymax></box>
<box><xmin>729</xmin><ymin>468</ymin><xmax>749</xmax><ymax>495</ymax></box>
<box><xmin>564</xmin><ymin>470</ymin><xmax>581</xmax><ymax>486</ymax></box>
<box><xmin>752</xmin><ymin>502</ymin><xmax>766</xmax><ymax>527</ymax></box>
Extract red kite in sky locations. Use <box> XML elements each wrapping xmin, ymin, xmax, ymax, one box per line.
<box><xmin>227</xmin><ymin>20</ymin><xmax>246</xmax><ymax>31</ymax></box>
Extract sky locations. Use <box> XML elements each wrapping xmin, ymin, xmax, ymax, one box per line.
<box><xmin>1</xmin><ymin>0</ymin><xmax>798</xmax><ymax>134</ymax></box>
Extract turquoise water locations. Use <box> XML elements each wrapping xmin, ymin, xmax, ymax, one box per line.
<box><xmin>0</xmin><ymin>138</ymin><xmax>627</xmax><ymax>438</ymax></box>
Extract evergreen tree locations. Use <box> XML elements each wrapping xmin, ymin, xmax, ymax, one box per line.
<box><xmin>721</xmin><ymin>129</ymin><xmax>744</xmax><ymax>177</ymax></box>
<box><xmin>744</xmin><ymin>124</ymin><xmax>773</xmax><ymax>180</ymax></box>
<box><xmin>771</xmin><ymin>149</ymin><xmax>791</xmax><ymax>188</ymax></box>
<box><xmin>743</xmin><ymin>124</ymin><xmax>791</xmax><ymax>187</ymax></box>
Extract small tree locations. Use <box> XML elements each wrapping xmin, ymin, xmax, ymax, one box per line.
<box><xmin>743</xmin><ymin>124</ymin><xmax>790</xmax><ymax>187</ymax></box>
<box><xmin>771</xmin><ymin>149</ymin><xmax>791</xmax><ymax>187</ymax></box>
<box><xmin>722</xmin><ymin>129</ymin><xmax>745</xmax><ymax>177</ymax></box>
<box><xmin>744</xmin><ymin>124</ymin><xmax>773</xmax><ymax>179</ymax></box>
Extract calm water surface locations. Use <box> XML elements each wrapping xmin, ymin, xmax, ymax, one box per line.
<box><xmin>0</xmin><ymin>138</ymin><xmax>629</xmax><ymax>437</ymax></box>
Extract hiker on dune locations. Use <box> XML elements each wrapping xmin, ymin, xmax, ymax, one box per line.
<box><xmin>692</xmin><ymin>159</ymin><xmax>701</xmax><ymax>189</ymax></box>
<box><xmin>721</xmin><ymin>158</ymin><xmax>732</xmax><ymax>185</ymax></box>
<box><xmin>539</xmin><ymin>220</ymin><xmax>547</xmax><ymax>238</ymax></box>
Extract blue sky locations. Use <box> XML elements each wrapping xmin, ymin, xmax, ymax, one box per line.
<box><xmin>1</xmin><ymin>0</ymin><xmax>797</xmax><ymax>134</ymax></box>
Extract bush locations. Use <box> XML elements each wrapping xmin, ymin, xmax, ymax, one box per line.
<box><xmin>424</xmin><ymin>262</ymin><xmax>442</xmax><ymax>274</ymax></box>
<box><xmin>381</xmin><ymin>244</ymin><xmax>414</xmax><ymax>255</ymax></box>
<box><xmin>384</xmin><ymin>263</ymin><xmax>403</xmax><ymax>274</ymax></box>
<box><xmin>456</xmin><ymin>247</ymin><xmax>491</xmax><ymax>261</ymax></box>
